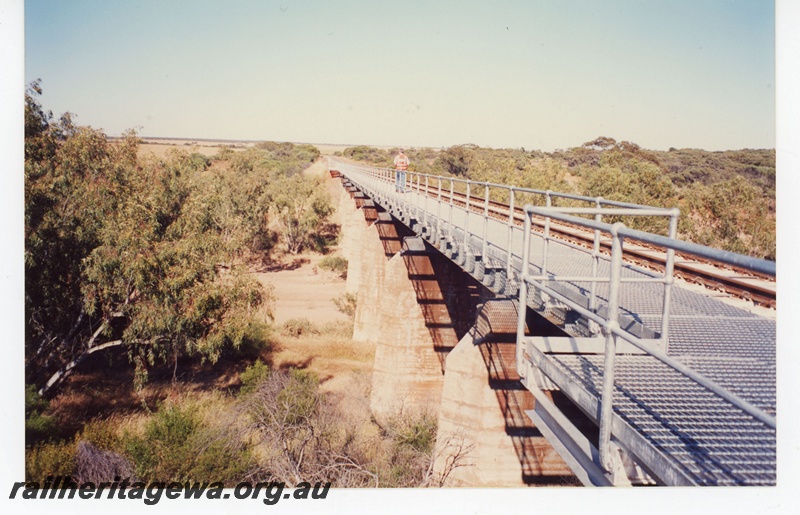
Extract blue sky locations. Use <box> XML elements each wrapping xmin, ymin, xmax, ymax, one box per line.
<box><xmin>23</xmin><ymin>0</ymin><xmax>776</xmax><ymax>151</ymax></box>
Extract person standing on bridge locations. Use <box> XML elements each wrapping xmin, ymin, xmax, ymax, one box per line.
<box><xmin>394</xmin><ymin>149</ymin><xmax>410</xmax><ymax>193</ymax></box>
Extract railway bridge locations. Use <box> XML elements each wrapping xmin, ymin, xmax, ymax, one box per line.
<box><xmin>328</xmin><ymin>157</ymin><xmax>776</xmax><ymax>487</ymax></box>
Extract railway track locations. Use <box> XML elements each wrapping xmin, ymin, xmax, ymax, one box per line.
<box><xmin>405</xmin><ymin>182</ymin><xmax>776</xmax><ymax>308</ymax></box>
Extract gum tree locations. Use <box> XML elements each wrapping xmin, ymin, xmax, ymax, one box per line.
<box><xmin>24</xmin><ymin>85</ymin><xmax>265</xmax><ymax>396</ymax></box>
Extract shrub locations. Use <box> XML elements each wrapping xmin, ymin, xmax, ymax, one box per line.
<box><xmin>26</xmin><ymin>440</ymin><xmax>76</xmax><ymax>482</ymax></box>
<box><xmin>318</xmin><ymin>255</ymin><xmax>348</xmax><ymax>278</ymax></box>
<box><xmin>239</xmin><ymin>359</ymin><xmax>271</xmax><ymax>395</ymax></box>
<box><xmin>188</xmin><ymin>152</ymin><xmax>211</xmax><ymax>171</ymax></box>
<box><xmin>74</xmin><ymin>441</ymin><xmax>135</xmax><ymax>484</ymax></box>
<box><xmin>391</xmin><ymin>412</ymin><xmax>437</xmax><ymax>454</ymax></box>
<box><xmin>230</xmin><ymin>321</ymin><xmax>274</xmax><ymax>360</ymax></box>
<box><xmin>333</xmin><ymin>293</ymin><xmax>358</xmax><ymax>319</ymax></box>
<box><xmin>78</xmin><ymin>418</ymin><xmax>123</xmax><ymax>453</ymax></box>
<box><xmin>242</xmin><ymin>368</ymin><xmax>376</xmax><ymax>486</ymax></box>
<box><xmin>25</xmin><ymin>384</ymin><xmax>56</xmax><ymax>444</ymax></box>
<box><xmin>124</xmin><ymin>403</ymin><xmax>199</xmax><ymax>481</ymax></box>
<box><xmin>271</xmin><ymin>175</ymin><xmax>334</xmax><ymax>254</ymax></box>
<box><xmin>276</xmin><ymin>369</ymin><xmax>320</xmax><ymax>426</ymax></box>
<box><xmin>281</xmin><ymin>318</ymin><xmax>319</xmax><ymax>338</ymax></box>
<box><xmin>374</xmin><ymin>410</ymin><xmax>439</xmax><ymax>487</ymax></box>
<box><xmin>123</xmin><ymin>400</ymin><xmax>250</xmax><ymax>484</ymax></box>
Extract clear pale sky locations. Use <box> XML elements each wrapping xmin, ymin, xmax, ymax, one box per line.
<box><xmin>24</xmin><ymin>0</ymin><xmax>775</xmax><ymax>151</ymax></box>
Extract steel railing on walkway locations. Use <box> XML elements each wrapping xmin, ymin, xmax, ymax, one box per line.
<box><xmin>329</xmin><ymin>157</ymin><xmax>777</xmax><ymax>486</ymax></box>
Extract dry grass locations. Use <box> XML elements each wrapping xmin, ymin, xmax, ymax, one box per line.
<box><xmin>271</xmin><ymin>320</ymin><xmax>374</xmax><ymax>394</ymax></box>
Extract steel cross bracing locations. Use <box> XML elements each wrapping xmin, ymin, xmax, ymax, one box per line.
<box><xmin>329</xmin><ymin>157</ymin><xmax>777</xmax><ymax>486</ymax></box>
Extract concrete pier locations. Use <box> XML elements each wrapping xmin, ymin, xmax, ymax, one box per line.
<box><xmin>336</xmin><ymin>178</ymin><xmax>574</xmax><ymax>485</ymax></box>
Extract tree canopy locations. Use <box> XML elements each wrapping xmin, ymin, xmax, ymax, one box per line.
<box><xmin>24</xmin><ymin>85</ymin><xmax>330</xmax><ymax>396</ymax></box>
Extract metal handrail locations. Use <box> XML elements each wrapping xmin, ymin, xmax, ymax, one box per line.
<box><xmin>516</xmin><ymin>203</ymin><xmax>776</xmax><ymax>478</ymax></box>
<box><xmin>330</xmin><ymin>157</ymin><xmax>672</xmax><ymax>211</ymax></box>
<box><xmin>331</xmin><ymin>157</ymin><xmax>777</xmax><ymax>482</ymax></box>
<box><xmin>329</xmin><ymin>157</ymin><xmax>685</xmax><ymax>290</ymax></box>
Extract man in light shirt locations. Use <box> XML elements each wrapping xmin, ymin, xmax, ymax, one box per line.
<box><xmin>394</xmin><ymin>149</ymin><xmax>410</xmax><ymax>193</ymax></box>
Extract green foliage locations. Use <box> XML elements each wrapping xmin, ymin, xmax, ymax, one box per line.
<box><xmin>343</xmin><ymin>145</ymin><xmax>390</xmax><ymax>163</ymax></box>
<box><xmin>318</xmin><ymin>255</ymin><xmax>348</xmax><ymax>278</ymax></box>
<box><xmin>436</xmin><ymin>145</ymin><xmax>474</xmax><ymax>176</ymax></box>
<box><xmin>124</xmin><ymin>400</ymin><xmax>250</xmax><ymax>484</ymax></box>
<box><xmin>686</xmin><ymin>176</ymin><xmax>776</xmax><ymax>259</ymax></box>
<box><xmin>345</xmin><ymin>139</ymin><xmax>774</xmax><ymax>259</ymax></box>
<box><xmin>229</xmin><ymin>321</ymin><xmax>274</xmax><ymax>360</ymax></box>
<box><xmin>25</xmin><ymin>385</ymin><xmax>56</xmax><ymax>444</ymax></box>
<box><xmin>212</xmin><ymin>145</ymin><xmax>235</xmax><ymax>162</ymax></box>
<box><xmin>390</xmin><ymin>412</ymin><xmax>437</xmax><ymax>454</ymax></box>
<box><xmin>25</xmin><ymin>383</ymin><xmax>50</xmax><ymax>418</ymax></box>
<box><xmin>576</xmin><ymin>157</ymin><xmax>678</xmax><ymax>234</ymax></box>
<box><xmin>26</xmin><ymin>440</ymin><xmax>76</xmax><ymax>482</ymax></box>
<box><xmin>377</xmin><ymin>410</ymin><xmax>438</xmax><ymax>487</ymax></box>
<box><xmin>241</xmin><ymin>368</ymin><xmax>378</xmax><ymax>486</ymax></box>
<box><xmin>77</xmin><ymin>418</ymin><xmax>124</xmax><ymax>453</ymax></box>
<box><xmin>277</xmin><ymin>369</ymin><xmax>320</xmax><ymax>426</ymax></box>
<box><xmin>25</xmin><ymin>86</ymin><xmax>338</xmax><ymax>396</ymax></box>
<box><xmin>239</xmin><ymin>359</ymin><xmax>271</xmax><ymax>395</ymax></box>
<box><xmin>189</xmin><ymin>152</ymin><xmax>211</xmax><ymax>171</ymax></box>
<box><xmin>270</xmin><ymin>174</ymin><xmax>334</xmax><ymax>254</ymax></box>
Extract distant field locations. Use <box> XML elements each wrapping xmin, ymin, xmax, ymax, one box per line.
<box><xmin>136</xmin><ymin>137</ymin><xmax>380</xmax><ymax>158</ymax></box>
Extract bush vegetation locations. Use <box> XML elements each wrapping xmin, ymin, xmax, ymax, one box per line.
<box><xmin>24</xmin><ymin>81</ymin><xmax>334</xmax><ymax>400</ymax></box>
<box><xmin>333</xmin><ymin>293</ymin><xmax>358</xmax><ymax>319</ymax></box>
<box><xmin>281</xmin><ymin>318</ymin><xmax>320</xmax><ymax>338</ymax></box>
<box><xmin>25</xmin><ymin>365</ymin><xmax>456</xmax><ymax>487</ymax></box>
<box><xmin>318</xmin><ymin>255</ymin><xmax>348</xmax><ymax>278</ymax></box>
<box><xmin>343</xmin><ymin>137</ymin><xmax>776</xmax><ymax>259</ymax></box>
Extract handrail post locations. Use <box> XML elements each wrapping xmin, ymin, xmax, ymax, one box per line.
<box><xmin>482</xmin><ymin>185</ymin><xmax>490</xmax><ymax>259</ymax></box>
<box><xmin>464</xmin><ymin>181</ymin><xmax>471</xmax><ymax>258</ymax></box>
<box><xmin>542</xmin><ymin>191</ymin><xmax>552</xmax><ymax>276</ymax></box>
<box><xmin>415</xmin><ymin>173</ymin><xmax>421</xmax><ymax>229</ymax></box>
<box><xmin>660</xmin><ymin>209</ymin><xmax>679</xmax><ymax>349</ymax></box>
<box><xmin>598</xmin><ymin>224</ymin><xmax>624</xmax><ymax>476</ymax></box>
<box><xmin>507</xmin><ymin>188</ymin><xmax>516</xmax><ymax>279</ymax></box>
<box><xmin>590</xmin><ymin>197</ymin><xmax>603</xmax><ymax>312</ymax></box>
<box><xmin>449</xmin><ymin>180</ymin><xmax>455</xmax><ymax>242</ymax></box>
<box><xmin>425</xmin><ymin>175</ymin><xmax>430</xmax><ymax>228</ymax></box>
<box><xmin>516</xmin><ymin>208</ymin><xmax>533</xmax><ymax>377</ymax></box>
<box><xmin>437</xmin><ymin>177</ymin><xmax>442</xmax><ymax>241</ymax></box>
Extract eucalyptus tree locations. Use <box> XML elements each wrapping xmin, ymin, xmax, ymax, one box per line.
<box><xmin>24</xmin><ymin>85</ymin><xmax>265</xmax><ymax>397</ymax></box>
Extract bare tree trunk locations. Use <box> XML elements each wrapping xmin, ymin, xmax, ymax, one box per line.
<box><xmin>38</xmin><ymin>339</ymin><xmax>123</xmax><ymax>397</ymax></box>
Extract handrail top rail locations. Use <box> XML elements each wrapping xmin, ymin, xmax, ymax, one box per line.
<box><xmin>524</xmin><ymin>205</ymin><xmax>776</xmax><ymax>278</ymax></box>
<box><xmin>329</xmin><ymin>157</ymin><xmax>670</xmax><ymax>211</ymax></box>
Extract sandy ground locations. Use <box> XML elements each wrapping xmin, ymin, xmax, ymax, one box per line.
<box><xmin>250</xmin><ymin>159</ymin><xmax>375</xmax><ymax>397</ymax></box>
<box><xmin>254</xmin><ymin>253</ymin><xmax>350</xmax><ymax>326</ymax></box>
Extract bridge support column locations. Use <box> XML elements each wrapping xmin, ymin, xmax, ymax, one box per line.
<box><xmin>351</xmin><ymin>220</ymin><xmax>385</xmax><ymax>343</ymax></box>
<box><xmin>367</xmin><ymin>250</ymin><xmax>447</xmax><ymax>419</ymax></box>
<box><xmin>338</xmin><ymin>184</ymin><xmax>366</xmax><ymax>295</ymax></box>
<box><xmin>432</xmin><ymin>300</ymin><xmax>575</xmax><ymax>486</ymax></box>
<box><xmin>341</xmin><ymin>193</ymin><xmax>445</xmax><ymax>418</ymax></box>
